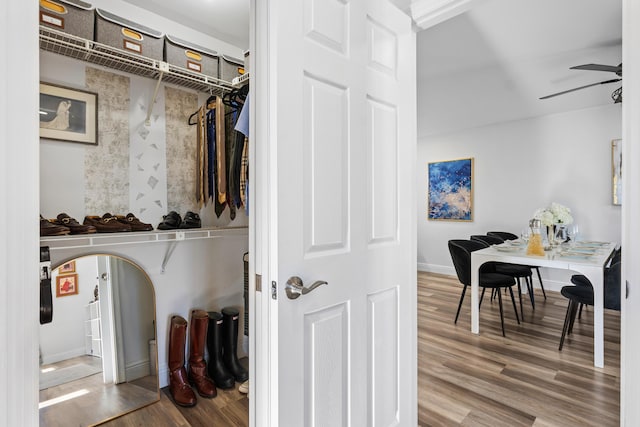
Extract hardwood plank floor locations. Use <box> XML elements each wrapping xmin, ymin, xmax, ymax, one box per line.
<box><xmin>56</xmin><ymin>271</ymin><xmax>619</xmax><ymax>426</ymax></box>
<box><xmin>419</xmin><ymin>272</ymin><xmax>620</xmax><ymax>426</ymax></box>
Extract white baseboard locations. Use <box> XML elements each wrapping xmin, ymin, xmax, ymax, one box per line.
<box><xmin>159</xmin><ymin>365</ymin><xmax>169</xmax><ymax>388</ymax></box>
<box><xmin>41</xmin><ymin>347</ymin><xmax>86</xmax><ymax>365</ymax></box>
<box><xmin>418</xmin><ymin>263</ymin><xmax>455</xmax><ymax>276</ymax></box>
<box><xmin>125</xmin><ymin>359</ymin><xmax>151</xmax><ymax>382</ymax></box>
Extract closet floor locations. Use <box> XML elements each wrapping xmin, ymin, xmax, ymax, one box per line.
<box><xmin>101</xmin><ymin>357</ymin><xmax>250</xmax><ymax>427</ymax></box>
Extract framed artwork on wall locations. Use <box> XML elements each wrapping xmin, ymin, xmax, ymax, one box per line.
<box><xmin>58</xmin><ymin>260</ymin><xmax>76</xmax><ymax>274</ymax></box>
<box><xmin>428</xmin><ymin>158</ymin><xmax>474</xmax><ymax>221</ymax></box>
<box><xmin>612</xmin><ymin>139</ymin><xmax>622</xmax><ymax>205</ymax></box>
<box><xmin>56</xmin><ymin>274</ymin><xmax>78</xmax><ymax>297</ymax></box>
<box><xmin>39</xmin><ymin>82</ymin><xmax>98</xmax><ymax>145</ymax></box>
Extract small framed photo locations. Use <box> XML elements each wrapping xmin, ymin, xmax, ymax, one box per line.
<box><xmin>56</xmin><ymin>274</ymin><xmax>79</xmax><ymax>297</ymax></box>
<box><xmin>58</xmin><ymin>260</ymin><xmax>76</xmax><ymax>274</ymax></box>
<box><xmin>39</xmin><ymin>82</ymin><xmax>98</xmax><ymax>145</ymax></box>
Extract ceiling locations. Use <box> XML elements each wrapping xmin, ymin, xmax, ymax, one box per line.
<box><xmin>121</xmin><ymin>0</ymin><xmax>250</xmax><ymax>49</ymax></box>
<box><xmin>417</xmin><ymin>0</ymin><xmax>622</xmax><ymax>136</ymax></box>
<box><xmin>126</xmin><ymin>0</ymin><xmax>621</xmax><ymax>137</ymax></box>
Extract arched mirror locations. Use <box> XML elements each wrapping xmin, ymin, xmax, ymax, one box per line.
<box><xmin>39</xmin><ymin>254</ymin><xmax>158</xmax><ymax>426</ymax></box>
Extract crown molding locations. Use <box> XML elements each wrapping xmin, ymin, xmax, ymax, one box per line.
<box><xmin>410</xmin><ymin>0</ymin><xmax>475</xmax><ymax>29</ymax></box>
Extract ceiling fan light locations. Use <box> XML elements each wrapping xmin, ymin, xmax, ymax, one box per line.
<box><xmin>612</xmin><ymin>87</ymin><xmax>622</xmax><ymax>103</ymax></box>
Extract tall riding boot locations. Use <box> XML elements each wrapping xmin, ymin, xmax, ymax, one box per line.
<box><xmin>207</xmin><ymin>311</ymin><xmax>235</xmax><ymax>389</ymax></box>
<box><xmin>168</xmin><ymin>315</ymin><xmax>196</xmax><ymax>407</ymax></box>
<box><xmin>222</xmin><ymin>307</ymin><xmax>249</xmax><ymax>382</ymax></box>
<box><xmin>188</xmin><ymin>310</ymin><xmax>217</xmax><ymax>398</ymax></box>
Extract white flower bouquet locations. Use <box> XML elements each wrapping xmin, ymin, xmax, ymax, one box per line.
<box><xmin>534</xmin><ymin>202</ymin><xmax>573</xmax><ymax>226</ymax></box>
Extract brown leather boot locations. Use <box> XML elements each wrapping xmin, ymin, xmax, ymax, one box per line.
<box><xmin>168</xmin><ymin>316</ymin><xmax>197</xmax><ymax>407</ymax></box>
<box><xmin>188</xmin><ymin>310</ymin><xmax>217</xmax><ymax>398</ymax></box>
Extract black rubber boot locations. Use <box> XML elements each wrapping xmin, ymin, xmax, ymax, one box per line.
<box><xmin>206</xmin><ymin>311</ymin><xmax>235</xmax><ymax>389</ymax></box>
<box><xmin>221</xmin><ymin>307</ymin><xmax>249</xmax><ymax>382</ymax></box>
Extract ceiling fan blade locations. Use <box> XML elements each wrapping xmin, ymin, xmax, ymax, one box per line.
<box><xmin>570</xmin><ymin>63</ymin><xmax>622</xmax><ymax>73</ymax></box>
<box><xmin>539</xmin><ymin>78</ymin><xmax>622</xmax><ymax>100</ymax></box>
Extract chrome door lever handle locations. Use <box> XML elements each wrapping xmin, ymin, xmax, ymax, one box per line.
<box><xmin>285</xmin><ymin>276</ymin><xmax>328</xmax><ymax>300</ymax></box>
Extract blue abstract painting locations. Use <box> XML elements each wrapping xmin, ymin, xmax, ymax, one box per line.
<box><xmin>428</xmin><ymin>158</ymin><xmax>473</xmax><ymax>221</ymax></box>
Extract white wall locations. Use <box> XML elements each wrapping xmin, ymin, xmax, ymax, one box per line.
<box><xmin>418</xmin><ymin>104</ymin><xmax>622</xmax><ymax>290</ymax></box>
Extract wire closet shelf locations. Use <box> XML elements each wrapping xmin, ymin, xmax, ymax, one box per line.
<box><xmin>39</xmin><ymin>25</ymin><xmax>239</xmax><ymax>96</ymax></box>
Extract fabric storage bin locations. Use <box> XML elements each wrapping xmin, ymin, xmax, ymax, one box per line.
<box><xmin>220</xmin><ymin>55</ymin><xmax>245</xmax><ymax>82</ymax></box>
<box><xmin>164</xmin><ymin>35</ymin><xmax>219</xmax><ymax>77</ymax></box>
<box><xmin>39</xmin><ymin>0</ymin><xmax>95</xmax><ymax>40</ymax></box>
<box><xmin>95</xmin><ymin>9</ymin><xmax>164</xmax><ymax>60</ymax></box>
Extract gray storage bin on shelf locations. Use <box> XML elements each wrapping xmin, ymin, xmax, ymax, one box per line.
<box><xmin>164</xmin><ymin>35</ymin><xmax>219</xmax><ymax>77</ymax></box>
<box><xmin>220</xmin><ymin>55</ymin><xmax>245</xmax><ymax>82</ymax></box>
<box><xmin>39</xmin><ymin>0</ymin><xmax>95</xmax><ymax>40</ymax></box>
<box><xmin>95</xmin><ymin>8</ymin><xmax>164</xmax><ymax>61</ymax></box>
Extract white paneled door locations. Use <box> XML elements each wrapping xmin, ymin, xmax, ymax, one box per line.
<box><xmin>253</xmin><ymin>0</ymin><xmax>416</xmax><ymax>425</ymax></box>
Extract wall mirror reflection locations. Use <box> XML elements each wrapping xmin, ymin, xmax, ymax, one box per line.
<box><xmin>39</xmin><ymin>254</ymin><xmax>158</xmax><ymax>427</ymax></box>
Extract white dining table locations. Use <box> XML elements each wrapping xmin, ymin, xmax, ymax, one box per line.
<box><xmin>470</xmin><ymin>241</ymin><xmax>616</xmax><ymax>368</ymax></box>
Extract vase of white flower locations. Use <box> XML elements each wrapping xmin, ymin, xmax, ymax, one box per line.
<box><xmin>534</xmin><ymin>202</ymin><xmax>573</xmax><ymax>247</ymax></box>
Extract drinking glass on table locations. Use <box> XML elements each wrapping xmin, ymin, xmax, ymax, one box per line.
<box><xmin>521</xmin><ymin>228</ymin><xmax>531</xmax><ymax>243</ymax></box>
<box><xmin>568</xmin><ymin>224</ymin><xmax>580</xmax><ymax>243</ymax></box>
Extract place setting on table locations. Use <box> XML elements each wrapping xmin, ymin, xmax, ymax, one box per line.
<box><xmin>469</xmin><ymin>202</ymin><xmax>617</xmax><ymax>367</ymax></box>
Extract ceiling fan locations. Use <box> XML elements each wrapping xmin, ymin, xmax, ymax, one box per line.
<box><xmin>540</xmin><ymin>63</ymin><xmax>622</xmax><ymax>103</ymax></box>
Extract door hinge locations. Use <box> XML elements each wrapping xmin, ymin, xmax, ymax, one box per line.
<box><xmin>256</xmin><ymin>274</ymin><xmax>262</xmax><ymax>292</ymax></box>
<box><xmin>271</xmin><ymin>281</ymin><xmax>277</xmax><ymax>300</ymax></box>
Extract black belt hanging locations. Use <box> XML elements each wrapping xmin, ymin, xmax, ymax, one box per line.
<box><xmin>40</xmin><ymin>246</ymin><xmax>53</xmax><ymax>324</ymax></box>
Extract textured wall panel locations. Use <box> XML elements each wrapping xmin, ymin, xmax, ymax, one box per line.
<box><xmin>85</xmin><ymin>67</ymin><xmax>129</xmax><ymax>215</ymax></box>
<box><xmin>164</xmin><ymin>87</ymin><xmax>198</xmax><ymax>217</ymax></box>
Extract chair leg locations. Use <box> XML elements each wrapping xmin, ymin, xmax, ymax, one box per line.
<box><xmin>567</xmin><ymin>301</ymin><xmax>579</xmax><ymax>335</ymax></box>
<box><xmin>535</xmin><ymin>267</ymin><xmax>547</xmax><ymax>300</ymax></box>
<box><xmin>516</xmin><ymin>278</ymin><xmax>524</xmax><ymax>321</ymax></box>
<box><xmin>497</xmin><ymin>287</ymin><xmax>506</xmax><ymax>337</ymax></box>
<box><xmin>578</xmin><ymin>303</ymin><xmax>583</xmax><ymax>319</ymax></box>
<box><xmin>454</xmin><ymin>285</ymin><xmax>467</xmax><ymax>324</ymax></box>
<box><xmin>525</xmin><ymin>276</ymin><xmax>535</xmax><ymax>309</ymax></box>
<box><xmin>508</xmin><ymin>286</ymin><xmax>520</xmax><ymax>324</ymax></box>
<box><xmin>479</xmin><ymin>287</ymin><xmax>486</xmax><ymax>309</ymax></box>
<box><xmin>559</xmin><ymin>300</ymin><xmax>575</xmax><ymax>351</ymax></box>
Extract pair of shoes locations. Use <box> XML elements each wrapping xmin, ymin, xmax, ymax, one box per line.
<box><xmin>84</xmin><ymin>213</ymin><xmax>153</xmax><ymax>233</ymax></box>
<box><xmin>168</xmin><ymin>311</ymin><xmax>217</xmax><ymax>407</ymax></box>
<box><xmin>157</xmin><ymin>211</ymin><xmax>201</xmax><ymax>230</ymax></box>
<box><xmin>115</xmin><ymin>213</ymin><xmax>154</xmax><ymax>231</ymax></box>
<box><xmin>206</xmin><ymin>307</ymin><xmax>249</xmax><ymax>390</ymax></box>
<box><xmin>40</xmin><ymin>215</ymin><xmax>70</xmax><ymax>236</ymax></box>
<box><xmin>53</xmin><ymin>213</ymin><xmax>96</xmax><ymax>234</ymax></box>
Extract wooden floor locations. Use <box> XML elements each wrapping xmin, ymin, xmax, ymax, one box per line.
<box><xmin>39</xmin><ymin>356</ymin><xmax>159</xmax><ymax>427</ymax></box>
<box><xmin>53</xmin><ymin>271</ymin><xmax>619</xmax><ymax>426</ymax></box>
<box><xmin>419</xmin><ymin>272</ymin><xmax>620</xmax><ymax>426</ymax></box>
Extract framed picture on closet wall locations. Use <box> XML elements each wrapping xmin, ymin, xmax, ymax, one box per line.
<box><xmin>39</xmin><ymin>82</ymin><xmax>98</xmax><ymax>145</ymax></box>
<box><xmin>56</xmin><ymin>274</ymin><xmax>78</xmax><ymax>297</ymax></box>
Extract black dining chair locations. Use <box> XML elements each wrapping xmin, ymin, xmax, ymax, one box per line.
<box><xmin>570</xmin><ymin>246</ymin><xmax>621</xmax><ymax>318</ymax></box>
<box><xmin>559</xmin><ymin>260</ymin><xmax>621</xmax><ymax>350</ymax></box>
<box><xmin>488</xmin><ymin>231</ymin><xmax>547</xmax><ymax>302</ymax></box>
<box><xmin>470</xmin><ymin>234</ymin><xmax>533</xmax><ymax>318</ymax></box>
<box><xmin>448</xmin><ymin>239</ymin><xmax>520</xmax><ymax>337</ymax></box>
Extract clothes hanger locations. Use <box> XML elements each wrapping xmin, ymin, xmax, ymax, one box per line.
<box><xmin>188</xmin><ymin>109</ymin><xmax>199</xmax><ymax>125</ymax></box>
